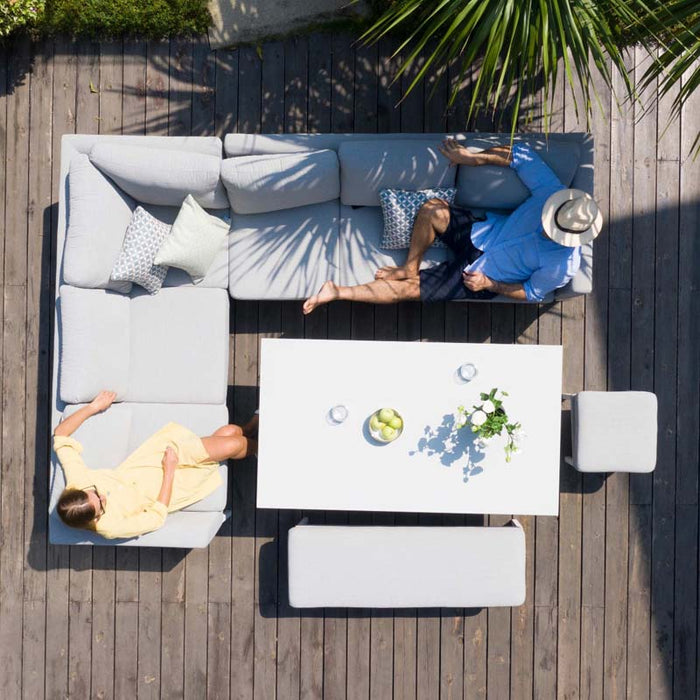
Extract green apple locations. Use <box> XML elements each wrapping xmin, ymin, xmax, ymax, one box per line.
<box><xmin>381</xmin><ymin>425</ymin><xmax>397</xmax><ymax>441</ymax></box>
<box><xmin>388</xmin><ymin>415</ymin><xmax>403</xmax><ymax>430</ymax></box>
<box><xmin>378</xmin><ymin>408</ymin><xmax>395</xmax><ymax>423</ymax></box>
<box><xmin>369</xmin><ymin>414</ymin><xmax>384</xmax><ymax>432</ymax></box>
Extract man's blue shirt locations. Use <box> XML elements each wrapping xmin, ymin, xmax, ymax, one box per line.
<box><xmin>465</xmin><ymin>143</ymin><xmax>581</xmax><ymax>301</ymax></box>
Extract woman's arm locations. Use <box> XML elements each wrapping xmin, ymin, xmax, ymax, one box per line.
<box><xmin>157</xmin><ymin>447</ymin><xmax>178</xmax><ymax>507</ymax></box>
<box><xmin>439</xmin><ymin>139</ymin><xmax>512</xmax><ymax>168</ymax></box>
<box><xmin>54</xmin><ymin>391</ymin><xmax>117</xmax><ymax>437</ymax></box>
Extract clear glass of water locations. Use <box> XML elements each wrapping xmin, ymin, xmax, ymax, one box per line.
<box><xmin>329</xmin><ymin>404</ymin><xmax>349</xmax><ymax>424</ymax></box>
<box><xmin>459</xmin><ymin>362</ymin><xmax>478</xmax><ymax>382</ymax></box>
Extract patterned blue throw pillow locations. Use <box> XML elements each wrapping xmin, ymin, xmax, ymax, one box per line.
<box><xmin>379</xmin><ymin>187</ymin><xmax>457</xmax><ymax>249</ymax></box>
<box><xmin>110</xmin><ymin>206</ymin><xmax>172</xmax><ymax>294</ymax></box>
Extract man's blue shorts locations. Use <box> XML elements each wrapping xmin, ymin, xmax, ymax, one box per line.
<box><xmin>419</xmin><ymin>204</ymin><xmax>498</xmax><ymax>302</ymax></box>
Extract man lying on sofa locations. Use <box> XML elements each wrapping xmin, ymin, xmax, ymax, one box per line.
<box><xmin>303</xmin><ymin>139</ymin><xmax>602</xmax><ymax>313</ymax></box>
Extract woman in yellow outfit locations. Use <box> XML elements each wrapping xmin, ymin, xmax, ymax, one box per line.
<box><xmin>53</xmin><ymin>390</ymin><xmax>258</xmax><ymax>539</ymax></box>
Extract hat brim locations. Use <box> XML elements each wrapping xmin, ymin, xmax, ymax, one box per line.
<box><xmin>541</xmin><ymin>189</ymin><xmax>603</xmax><ymax>247</ymax></box>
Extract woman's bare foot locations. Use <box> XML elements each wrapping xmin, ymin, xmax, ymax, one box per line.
<box><xmin>375</xmin><ymin>265</ymin><xmax>412</xmax><ymax>281</ymax></box>
<box><xmin>303</xmin><ymin>281</ymin><xmax>339</xmax><ymax>314</ymax></box>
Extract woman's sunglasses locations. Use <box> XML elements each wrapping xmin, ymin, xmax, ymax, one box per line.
<box><xmin>84</xmin><ymin>485</ymin><xmax>106</xmax><ymax>517</ymax></box>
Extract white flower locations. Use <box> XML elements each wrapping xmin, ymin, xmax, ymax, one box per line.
<box><xmin>512</xmin><ymin>427</ymin><xmax>527</xmax><ymax>444</ymax></box>
<box><xmin>482</xmin><ymin>399</ymin><xmax>496</xmax><ymax>414</ymax></box>
<box><xmin>453</xmin><ymin>411</ymin><xmax>467</xmax><ymax>429</ymax></box>
<box><xmin>470</xmin><ymin>410</ymin><xmax>487</xmax><ymax>427</ymax></box>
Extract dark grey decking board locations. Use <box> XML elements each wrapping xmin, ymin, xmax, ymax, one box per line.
<box><xmin>0</xmin><ymin>35</ymin><xmax>698</xmax><ymax>700</ymax></box>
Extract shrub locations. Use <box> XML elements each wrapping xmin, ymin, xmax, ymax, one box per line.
<box><xmin>0</xmin><ymin>0</ymin><xmax>44</xmax><ymax>38</ymax></box>
<box><xmin>41</xmin><ymin>0</ymin><xmax>210</xmax><ymax>38</ymax></box>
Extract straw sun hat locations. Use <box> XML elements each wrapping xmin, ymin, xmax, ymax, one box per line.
<box><xmin>541</xmin><ymin>188</ymin><xmax>603</xmax><ymax>247</ymax></box>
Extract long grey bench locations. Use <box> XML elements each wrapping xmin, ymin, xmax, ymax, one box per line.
<box><xmin>288</xmin><ymin>520</ymin><xmax>526</xmax><ymax>608</ymax></box>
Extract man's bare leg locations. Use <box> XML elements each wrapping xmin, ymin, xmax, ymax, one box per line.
<box><xmin>303</xmin><ymin>276</ymin><xmax>420</xmax><ymax>315</ymax></box>
<box><xmin>375</xmin><ymin>198</ymin><xmax>450</xmax><ymax>281</ymax></box>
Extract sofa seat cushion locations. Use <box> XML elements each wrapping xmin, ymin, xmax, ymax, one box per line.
<box><xmin>128</xmin><ymin>287</ymin><xmax>229</xmax><ymax>404</ymax></box>
<box><xmin>221</xmin><ymin>150</ymin><xmax>340</xmax><ymax>214</ymax></box>
<box><xmin>228</xmin><ymin>201</ymin><xmax>340</xmax><ymax>300</ymax></box>
<box><xmin>59</xmin><ymin>286</ymin><xmax>131</xmax><ymax>404</ymax></box>
<box><xmin>64</xmin><ymin>154</ymin><xmax>135</xmax><ymax>293</ymax></box>
<box><xmin>338</xmin><ymin>205</ymin><xmax>449</xmax><ymax>287</ymax></box>
<box><xmin>90</xmin><ymin>143</ymin><xmax>228</xmax><ymax>209</ymax></box>
<box><xmin>58</xmin><ymin>285</ymin><xmax>229</xmax><ymax>404</ymax></box>
<box><xmin>338</xmin><ymin>140</ymin><xmax>456</xmax><ymax>206</ymax></box>
<box><xmin>455</xmin><ymin>138</ymin><xmax>581</xmax><ymax>210</ymax></box>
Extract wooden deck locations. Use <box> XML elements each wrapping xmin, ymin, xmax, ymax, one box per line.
<box><xmin>1</xmin><ymin>34</ymin><xmax>698</xmax><ymax>699</ymax></box>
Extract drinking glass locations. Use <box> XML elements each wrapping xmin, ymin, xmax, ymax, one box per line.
<box><xmin>329</xmin><ymin>404</ymin><xmax>349</xmax><ymax>424</ymax></box>
<box><xmin>459</xmin><ymin>362</ymin><xmax>478</xmax><ymax>382</ymax></box>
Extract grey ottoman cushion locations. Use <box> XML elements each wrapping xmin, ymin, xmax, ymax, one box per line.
<box><xmin>220</xmin><ymin>149</ymin><xmax>340</xmax><ymax>214</ymax></box>
<box><xmin>571</xmin><ymin>391</ymin><xmax>658</xmax><ymax>472</ymax></box>
<box><xmin>63</xmin><ymin>154</ymin><xmax>135</xmax><ymax>293</ymax></box>
<box><xmin>228</xmin><ymin>201</ymin><xmax>340</xmax><ymax>299</ymax></box>
<box><xmin>59</xmin><ymin>286</ymin><xmax>131</xmax><ymax>404</ymax></box>
<box><xmin>90</xmin><ymin>143</ymin><xmax>229</xmax><ymax>209</ymax></box>
<box><xmin>128</xmin><ymin>287</ymin><xmax>229</xmax><ymax>404</ymax></box>
<box><xmin>337</xmin><ymin>205</ymin><xmax>448</xmax><ymax>287</ymax></box>
<box><xmin>339</xmin><ymin>140</ymin><xmax>456</xmax><ymax>206</ymax></box>
<box><xmin>288</xmin><ymin>522</ymin><xmax>526</xmax><ymax>608</ymax></box>
<box><xmin>455</xmin><ymin>138</ymin><xmax>581</xmax><ymax>210</ymax></box>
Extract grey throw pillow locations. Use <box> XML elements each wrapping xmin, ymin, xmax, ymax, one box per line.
<box><xmin>110</xmin><ymin>207</ymin><xmax>172</xmax><ymax>294</ymax></box>
<box><xmin>379</xmin><ymin>187</ymin><xmax>456</xmax><ymax>249</ymax></box>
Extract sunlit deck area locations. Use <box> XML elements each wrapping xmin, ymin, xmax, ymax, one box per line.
<box><xmin>0</xmin><ymin>34</ymin><xmax>698</xmax><ymax>698</ymax></box>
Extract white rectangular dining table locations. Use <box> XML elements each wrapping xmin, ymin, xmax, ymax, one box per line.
<box><xmin>257</xmin><ymin>338</ymin><xmax>563</xmax><ymax>516</ymax></box>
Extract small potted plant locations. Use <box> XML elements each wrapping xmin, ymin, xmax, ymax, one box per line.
<box><xmin>455</xmin><ymin>388</ymin><xmax>524</xmax><ymax>462</ymax></box>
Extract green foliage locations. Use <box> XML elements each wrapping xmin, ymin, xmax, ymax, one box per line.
<box><xmin>456</xmin><ymin>387</ymin><xmax>522</xmax><ymax>462</ymax></box>
<box><xmin>359</xmin><ymin>0</ymin><xmax>700</xmax><ymax>154</ymax></box>
<box><xmin>627</xmin><ymin>0</ymin><xmax>700</xmax><ymax>154</ymax></box>
<box><xmin>360</xmin><ymin>0</ymin><xmax>641</xmax><ymax>137</ymax></box>
<box><xmin>40</xmin><ymin>0</ymin><xmax>210</xmax><ymax>38</ymax></box>
<box><xmin>0</xmin><ymin>0</ymin><xmax>44</xmax><ymax>38</ymax></box>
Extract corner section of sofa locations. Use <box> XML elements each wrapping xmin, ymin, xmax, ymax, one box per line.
<box><xmin>51</xmin><ymin>134</ymin><xmax>230</xmax><ymax>548</ymax></box>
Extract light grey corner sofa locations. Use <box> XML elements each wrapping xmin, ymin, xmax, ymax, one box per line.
<box><xmin>222</xmin><ymin>132</ymin><xmax>595</xmax><ymax>302</ymax></box>
<box><xmin>51</xmin><ymin>134</ymin><xmax>231</xmax><ymax>548</ymax></box>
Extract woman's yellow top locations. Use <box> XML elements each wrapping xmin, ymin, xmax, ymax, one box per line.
<box><xmin>53</xmin><ymin>422</ymin><xmax>221</xmax><ymax>539</ymax></box>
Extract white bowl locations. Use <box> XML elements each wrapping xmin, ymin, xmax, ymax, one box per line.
<box><xmin>368</xmin><ymin>408</ymin><xmax>404</xmax><ymax>443</ymax></box>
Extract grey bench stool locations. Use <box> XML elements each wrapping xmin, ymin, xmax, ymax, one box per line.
<box><xmin>287</xmin><ymin>520</ymin><xmax>526</xmax><ymax>608</ymax></box>
<box><xmin>566</xmin><ymin>390</ymin><xmax>658</xmax><ymax>473</ymax></box>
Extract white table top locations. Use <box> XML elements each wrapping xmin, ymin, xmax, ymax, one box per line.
<box><xmin>258</xmin><ymin>338</ymin><xmax>563</xmax><ymax>516</ymax></box>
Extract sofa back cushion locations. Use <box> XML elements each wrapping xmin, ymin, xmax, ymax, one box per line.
<box><xmin>59</xmin><ymin>286</ymin><xmax>131</xmax><ymax>404</ymax></box>
<box><xmin>64</xmin><ymin>154</ymin><xmax>135</xmax><ymax>293</ymax></box>
<box><xmin>221</xmin><ymin>150</ymin><xmax>340</xmax><ymax>214</ymax></box>
<box><xmin>455</xmin><ymin>139</ymin><xmax>581</xmax><ymax>210</ymax></box>
<box><xmin>89</xmin><ymin>143</ymin><xmax>229</xmax><ymax>208</ymax></box>
<box><xmin>338</xmin><ymin>140</ymin><xmax>455</xmax><ymax>206</ymax></box>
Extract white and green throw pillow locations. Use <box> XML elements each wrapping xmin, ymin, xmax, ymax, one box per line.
<box><xmin>110</xmin><ymin>206</ymin><xmax>172</xmax><ymax>294</ymax></box>
<box><xmin>379</xmin><ymin>187</ymin><xmax>457</xmax><ymax>249</ymax></box>
<box><xmin>154</xmin><ymin>194</ymin><xmax>230</xmax><ymax>283</ymax></box>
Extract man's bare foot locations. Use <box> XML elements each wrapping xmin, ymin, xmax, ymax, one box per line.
<box><xmin>242</xmin><ymin>414</ymin><xmax>259</xmax><ymax>438</ymax></box>
<box><xmin>375</xmin><ymin>265</ymin><xmax>412</xmax><ymax>281</ymax></box>
<box><xmin>303</xmin><ymin>281</ymin><xmax>339</xmax><ymax>314</ymax></box>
